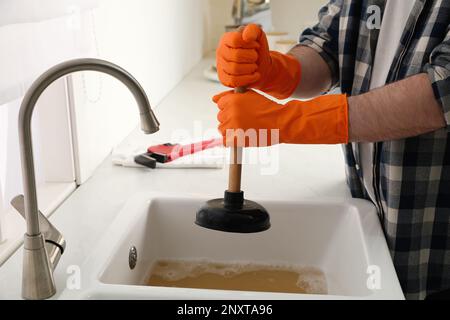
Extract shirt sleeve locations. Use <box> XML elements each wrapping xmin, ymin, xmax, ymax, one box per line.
<box><xmin>298</xmin><ymin>0</ymin><xmax>343</xmax><ymax>88</ymax></box>
<box><xmin>423</xmin><ymin>25</ymin><xmax>450</xmax><ymax>127</ymax></box>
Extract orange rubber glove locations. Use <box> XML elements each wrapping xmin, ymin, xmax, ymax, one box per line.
<box><xmin>213</xmin><ymin>90</ymin><xmax>349</xmax><ymax>147</ymax></box>
<box><xmin>216</xmin><ymin>24</ymin><xmax>301</xmax><ymax>100</ymax></box>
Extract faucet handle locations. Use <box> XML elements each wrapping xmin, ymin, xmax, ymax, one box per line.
<box><xmin>11</xmin><ymin>195</ymin><xmax>66</xmax><ymax>270</ymax></box>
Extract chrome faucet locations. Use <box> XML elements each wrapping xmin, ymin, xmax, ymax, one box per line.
<box><xmin>12</xmin><ymin>58</ymin><xmax>159</xmax><ymax>300</ymax></box>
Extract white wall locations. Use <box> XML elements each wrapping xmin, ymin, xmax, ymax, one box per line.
<box><xmin>206</xmin><ymin>0</ymin><xmax>237</xmax><ymax>49</ymax></box>
<box><xmin>70</xmin><ymin>0</ymin><xmax>210</xmax><ymax>183</ymax></box>
<box><xmin>271</xmin><ymin>0</ymin><xmax>328</xmax><ymax>38</ymax></box>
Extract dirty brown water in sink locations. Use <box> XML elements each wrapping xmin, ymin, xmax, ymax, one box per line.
<box><xmin>146</xmin><ymin>260</ymin><xmax>328</xmax><ymax>295</ymax></box>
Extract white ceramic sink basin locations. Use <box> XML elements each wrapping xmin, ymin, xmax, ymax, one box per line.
<box><xmin>60</xmin><ymin>193</ymin><xmax>404</xmax><ymax>300</ymax></box>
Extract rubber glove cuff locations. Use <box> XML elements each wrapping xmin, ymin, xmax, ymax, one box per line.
<box><xmin>255</xmin><ymin>51</ymin><xmax>302</xmax><ymax>100</ymax></box>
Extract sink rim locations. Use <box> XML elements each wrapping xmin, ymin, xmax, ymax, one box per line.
<box><xmin>59</xmin><ymin>192</ymin><xmax>405</xmax><ymax>300</ymax></box>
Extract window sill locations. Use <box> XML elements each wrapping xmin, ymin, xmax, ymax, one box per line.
<box><xmin>0</xmin><ymin>181</ymin><xmax>76</xmax><ymax>265</ymax></box>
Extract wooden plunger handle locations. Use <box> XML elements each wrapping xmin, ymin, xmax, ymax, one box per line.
<box><xmin>228</xmin><ymin>86</ymin><xmax>246</xmax><ymax>192</ymax></box>
<box><xmin>227</xmin><ymin>26</ymin><xmax>247</xmax><ymax>193</ymax></box>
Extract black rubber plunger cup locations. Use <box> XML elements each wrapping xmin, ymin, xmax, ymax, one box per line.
<box><xmin>195</xmin><ymin>87</ymin><xmax>271</xmax><ymax>233</ymax></box>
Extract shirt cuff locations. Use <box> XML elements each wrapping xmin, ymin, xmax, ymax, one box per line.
<box><xmin>425</xmin><ymin>64</ymin><xmax>450</xmax><ymax>129</ymax></box>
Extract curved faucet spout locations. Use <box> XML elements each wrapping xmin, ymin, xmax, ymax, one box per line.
<box><xmin>17</xmin><ymin>58</ymin><xmax>160</xmax><ymax>299</ymax></box>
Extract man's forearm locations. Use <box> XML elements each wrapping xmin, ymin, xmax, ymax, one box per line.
<box><xmin>288</xmin><ymin>46</ymin><xmax>333</xmax><ymax>99</ymax></box>
<box><xmin>349</xmin><ymin>73</ymin><xmax>446</xmax><ymax>142</ymax></box>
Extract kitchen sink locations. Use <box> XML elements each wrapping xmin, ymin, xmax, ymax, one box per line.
<box><xmin>59</xmin><ymin>192</ymin><xmax>404</xmax><ymax>300</ymax></box>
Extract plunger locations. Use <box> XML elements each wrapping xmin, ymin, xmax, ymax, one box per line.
<box><xmin>195</xmin><ymin>87</ymin><xmax>271</xmax><ymax>233</ymax></box>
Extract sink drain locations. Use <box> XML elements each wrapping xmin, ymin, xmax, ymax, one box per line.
<box><xmin>129</xmin><ymin>246</ymin><xmax>137</xmax><ymax>270</ymax></box>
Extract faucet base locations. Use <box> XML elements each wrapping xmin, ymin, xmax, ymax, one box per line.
<box><xmin>22</xmin><ymin>233</ymin><xmax>56</xmax><ymax>300</ymax></box>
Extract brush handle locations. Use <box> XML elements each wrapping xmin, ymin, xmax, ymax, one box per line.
<box><xmin>228</xmin><ymin>86</ymin><xmax>246</xmax><ymax>192</ymax></box>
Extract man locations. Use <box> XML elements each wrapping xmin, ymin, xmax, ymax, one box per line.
<box><xmin>213</xmin><ymin>0</ymin><xmax>449</xmax><ymax>300</ymax></box>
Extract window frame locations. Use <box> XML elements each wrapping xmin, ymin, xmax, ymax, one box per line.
<box><xmin>0</xmin><ymin>78</ymin><xmax>77</xmax><ymax>264</ymax></box>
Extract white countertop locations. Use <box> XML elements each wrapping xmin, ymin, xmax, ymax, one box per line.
<box><xmin>0</xmin><ymin>56</ymin><xmax>350</xmax><ymax>299</ymax></box>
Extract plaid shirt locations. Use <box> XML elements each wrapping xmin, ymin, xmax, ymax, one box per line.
<box><xmin>299</xmin><ymin>0</ymin><xmax>450</xmax><ymax>299</ymax></box>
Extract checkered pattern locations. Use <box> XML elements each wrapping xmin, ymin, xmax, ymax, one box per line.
<box><xmin>299</xmin><ymin>0</ymin><xmax>450</xmax><ymax>299</ymax></box>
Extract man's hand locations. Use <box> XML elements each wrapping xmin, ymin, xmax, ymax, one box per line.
<box><xmin>213</xmin><ymin>90</ymin><xmax>349</xmax><ymax>147</ymax></box>
<box><xmin>214</xmin><ymin>90</ymin><xmax>283</xmax><ymax>147</ymax></box>
<box><xmin>216</xmin><ymin>24</ymin><xmax>301</xmax><ymax>100</ymax></box>
<box><xmin>216</xmin><ymin>24</ymin><xmax>270</xmax><ymax>89</ymax></box>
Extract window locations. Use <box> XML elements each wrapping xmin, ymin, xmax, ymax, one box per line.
<box><xmin>0</xmin><ymin>0</ymin><xmax>208</xmax><ymax>264</ymax></box>
<box><xmin>0</xmin><ymin>0</ymin><xmax>98</xmax><ymax>263</ymax></box>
